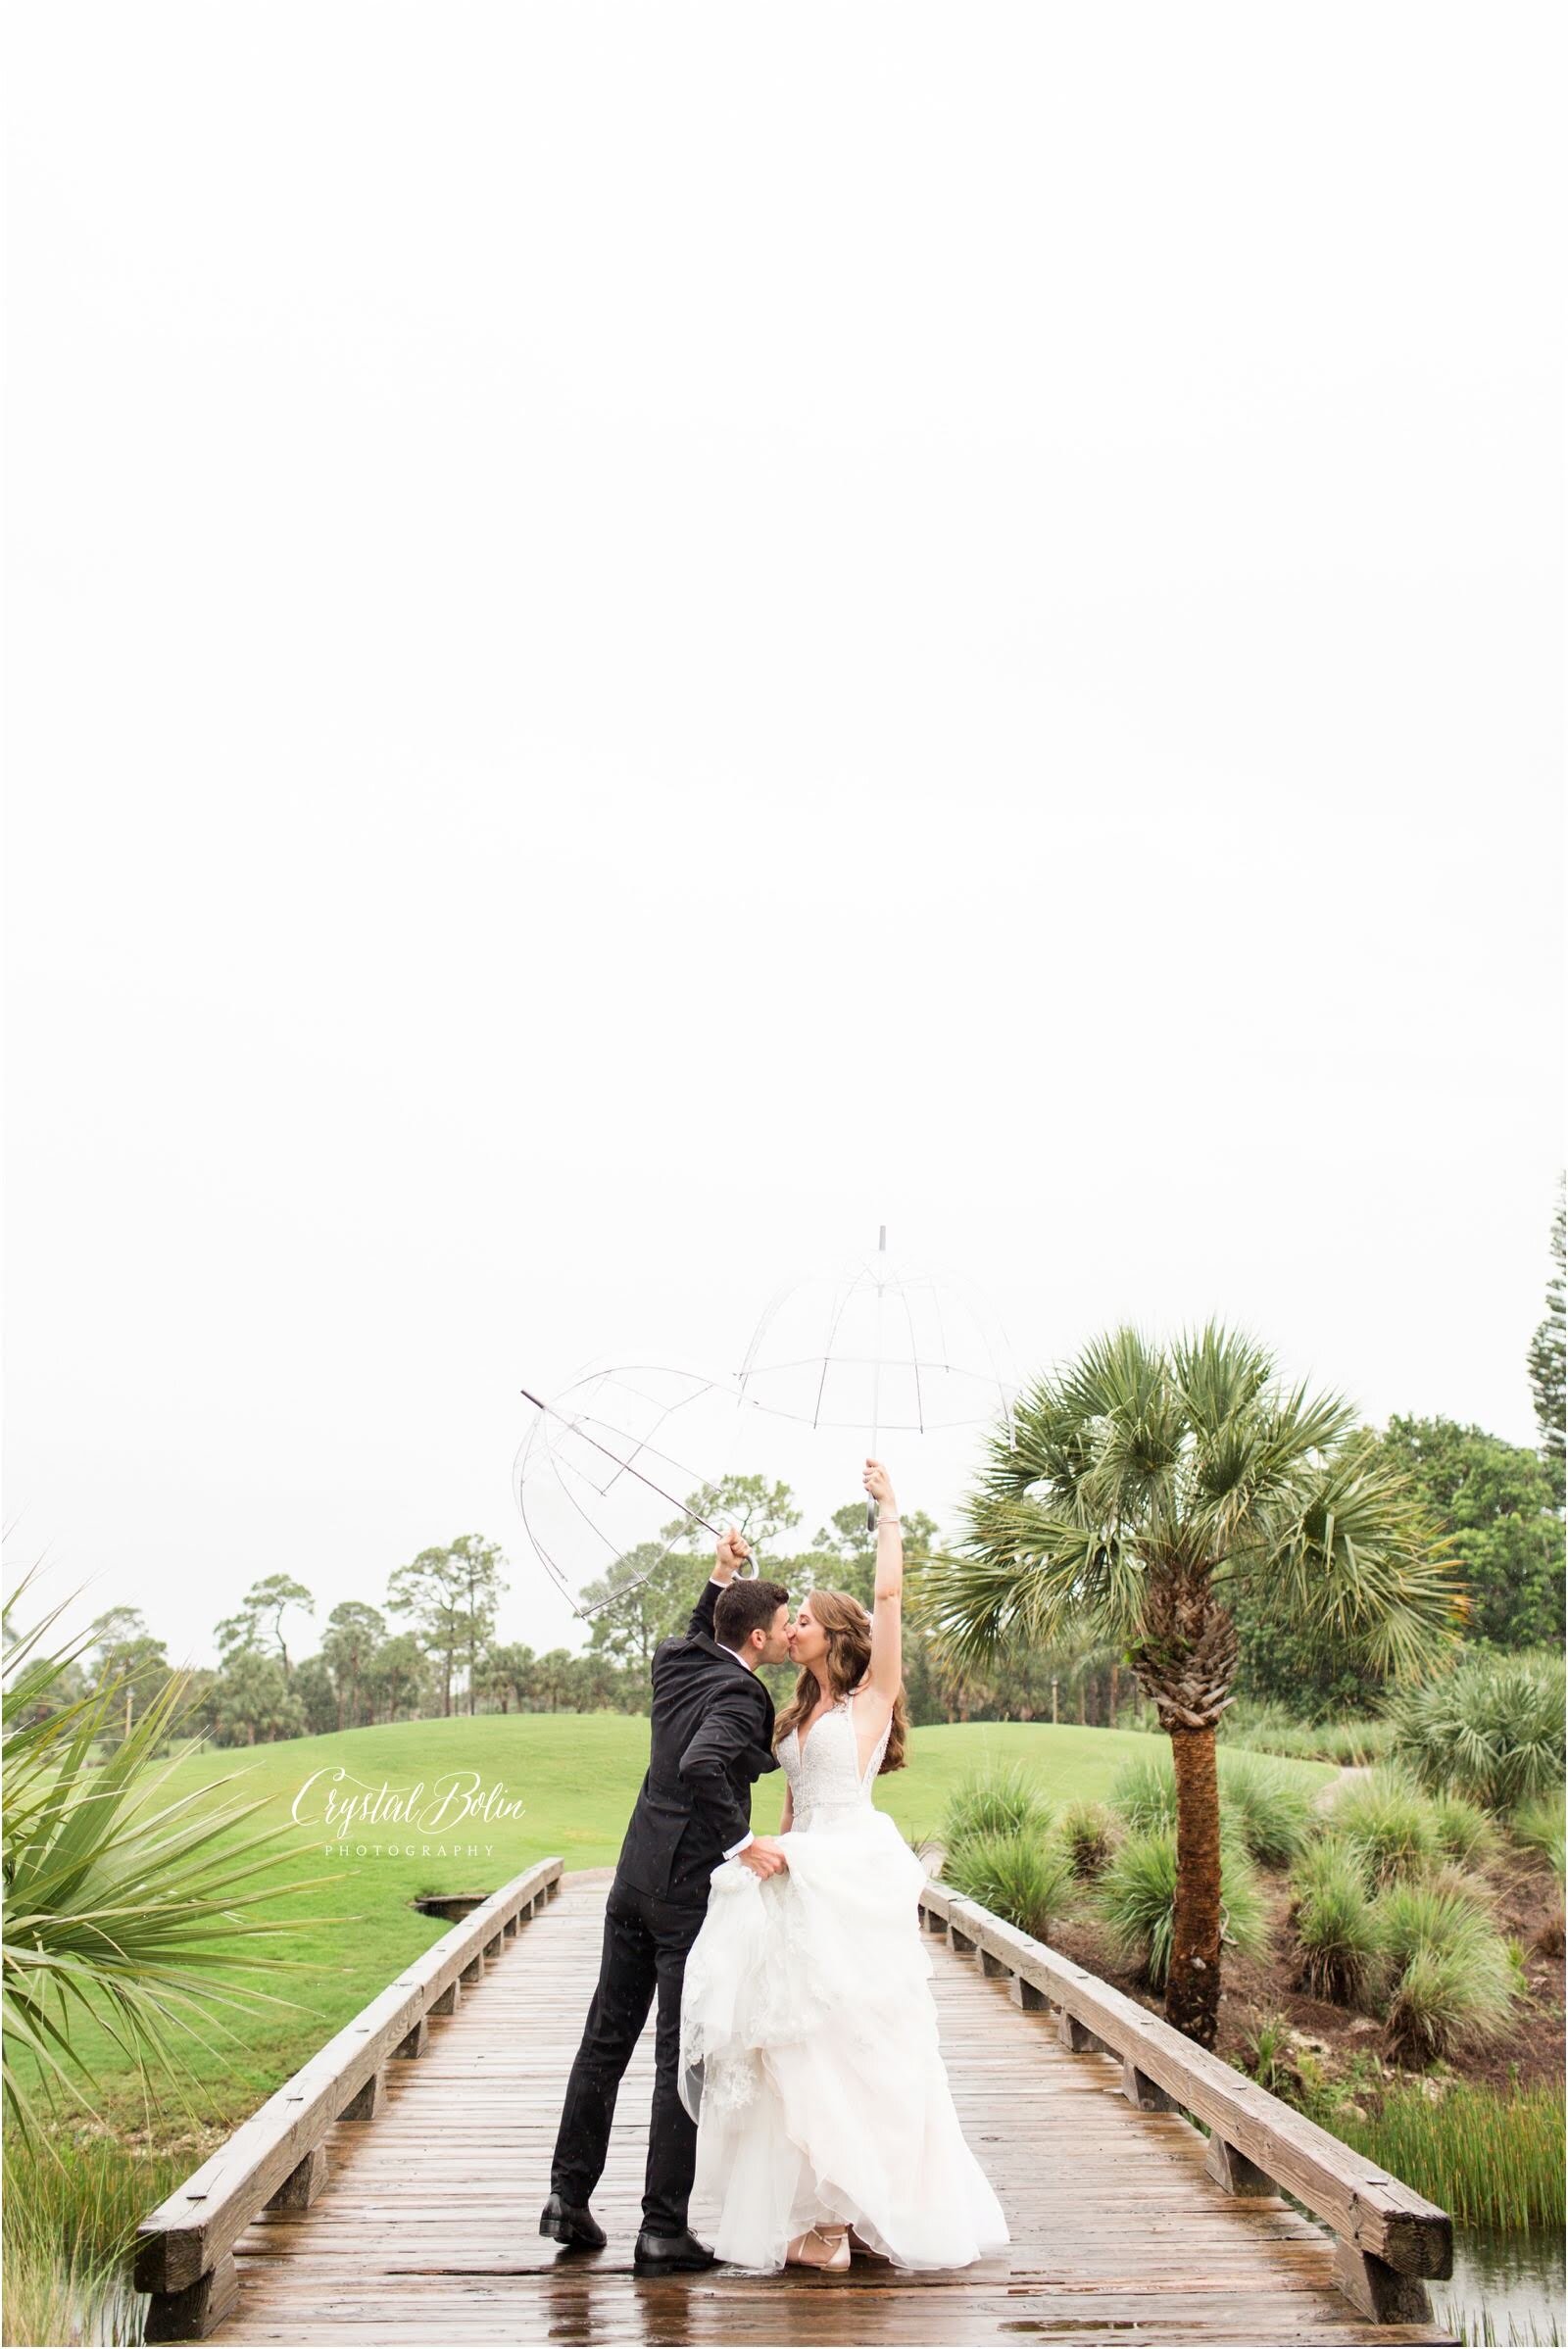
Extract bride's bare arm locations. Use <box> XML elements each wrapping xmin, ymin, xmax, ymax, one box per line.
<box><xmin>780</xmin><ymin>1784</ymin><xmax>794</xmax><ymax>1833</ymax></box>
<box><xmin>864</xmin><ymin>1458</ymin><xmax>903</xmax><ymax>1703</ymax></box>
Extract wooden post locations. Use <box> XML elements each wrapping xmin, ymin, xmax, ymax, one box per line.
<box><xmin>1122</xmin><ymin>2059</ymin><xmax>1180</xmax><ymax>2114</ymax></box>
<box><xmin>143</xmin><ymin>2252</ymin><xmax>239</xmax><ymax>2343</ymax></box>
<box><xmin>340</xmin><ymin>2067</ymin><xmax>386</xmax><ymax>2122</ymax></box>
<box><xmin>267</xmin><ymin>2145</ymin><xmax>327</xmax><ymax>2211</ymax></box>
<box><xmin>1058</xmin><ymin>2010</ymin><xmax>1105</xmax><ymax>2054</ymax></box>
<box><xmin>1204</xmin><ymin>2132</ymin><xmax>1276</xmax><ymax>2196</ymax></box>
<box><xmin>1333</xmin><ymin>2238</ymin><xmax>1435</xmax><ymax>2324</ymax></box>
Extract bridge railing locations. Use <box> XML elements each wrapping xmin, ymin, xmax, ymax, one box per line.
<box><xmin>918</xmin><ymin>1877</ymin><xmax>1452</xmax><ymax>2327</ymax></box>
<box><xmin>134</xmin><ymin>1855</ymin><xmax>564</xmax><ymax>2342</ymax></box>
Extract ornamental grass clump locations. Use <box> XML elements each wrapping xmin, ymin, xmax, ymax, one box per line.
<box><xmin>942</xmin><ymin>1830</ymin><xmax>1078</xmax><ymax>1944</ymax></box>
<box><xmin>1427</xmin><ymin>1788</ymin><xmax>1499</xmax><ymax>1867</ymax></box>
<box><xmin>1509</xmin><ymin>1788</ymin><xmax>1566</xmax><ymax>1883</ymax></box>
<box><xmin>1327</xmin><ymin>1766</ymin><xmax>1445</xmax><ymax>1887</ymax></box>
<box><xmin>1373</xmin><ymin>1876</ymin><xmax>1518</xmax><ymax>2064</ymax></box>
<box><xmin>1094</xmin><ymin>1826</ymin><xmax>1268</xmax><ymax>1991</ymax></box>
<box><xmin>1107</xmin><ymin>1753</ymin><xmax>1178</xmax><ymax>1836</ymax></box>
<box><xmin>1290</xmin><ymin>1840</ymin><xmax>1387</xmax><ymax>2007</ymax></box>
<box><xmin>1057</xmin><ymin>1797</ymin><xmax>1119</xmax><ymax>1880</ymax></box>
<box><xmin>1216</xmin><ymin>1752</ymin><xmax>1315</xmax><ymax>1868</ymax></box>
<box><xmin>940</xmin><ymin>1765</ymin><xmax>1054</xmax><ymax>1850</ymax></box>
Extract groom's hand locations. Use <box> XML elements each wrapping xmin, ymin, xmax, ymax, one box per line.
<box><xmin>712</xmin><ymin>1527</ymin><xmax>750</xmax><ymax>1584</ymax></box>
<box><xmin>737</xmin><ymin>1835</ymin><xmax>788</xmax><ymax>1880</ymax></box>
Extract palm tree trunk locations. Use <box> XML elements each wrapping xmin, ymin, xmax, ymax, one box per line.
<box><xmin>1165</xmin><ymin>1725</ymin><xmax>1222</xmax><ymax>2047</ymax></box>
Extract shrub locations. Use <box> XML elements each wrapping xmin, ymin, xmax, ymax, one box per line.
<box><xmin>1387</xmin><ymin>1651</ymin><xmax>1567</xmax><ymax>1811</ymax></box>
<box><xmin>942</xmin><ymin>1830</ymin><xmax>1078</xmax><ymax>1942</ymax></box>
<box><xmin>1093</xmin><ymin>1827</ymin><xmax>1268</xmax><ymax>1989</ymax></box>
<box><xmin>1218</xmin><ymin>1753</ymin><xmax>1315</xmax><ymax>1867</ymax></box>
<box><xmin>941</xmin><ymin>1766</ymin><xmax>1054</xmax><ymax>1853</ymax></box>
<box><xmin>1057</xmin><ymin>1797</ymin><xmax>1119</xmax><ymax>1879</ymax></box>
<box><xmin>1291</xmin><ymin>1841</ymin><xmax>1387</xmax><ymax>2007</ymax></box>
<box><xmin>1325</xmin><ymin>1766</ymin><xmax>1444</xmax><ymax>1886</ymax></box>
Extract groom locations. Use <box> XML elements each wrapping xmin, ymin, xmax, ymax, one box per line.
<box><xmin>540</xmin><ymin>1530</ymin><xmax>793</xmax><ymax>2274</ymax></box>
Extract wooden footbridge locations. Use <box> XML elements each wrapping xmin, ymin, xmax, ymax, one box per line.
<box><xmin>136</xmin><ymin>1858</ymin><xmax>1460</xmax><ymax>2346</ymax></box>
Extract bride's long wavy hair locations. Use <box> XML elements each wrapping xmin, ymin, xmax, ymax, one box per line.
<box><xmin>773</xmin><ymin>1587</ymin><xmax>908</xmax><ymax>1775</ymax></box>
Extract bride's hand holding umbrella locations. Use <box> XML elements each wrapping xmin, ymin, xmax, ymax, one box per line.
<box><xmin>862</xmin><ymin>1459</ymin><xmax>898</xmax><ymax>1520</ymax></box>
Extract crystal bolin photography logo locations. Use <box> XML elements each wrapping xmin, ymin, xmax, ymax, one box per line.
<box><xmin>291</xmin><ymin>1765</ymin><xmax>528</xmax><ymax>1858</ymax></box>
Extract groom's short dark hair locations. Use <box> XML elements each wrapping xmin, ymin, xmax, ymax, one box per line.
<box><xmin>714</xmin><ymin>1578</ymin><xmax>789</xmax><ymax>1651</ymax></box>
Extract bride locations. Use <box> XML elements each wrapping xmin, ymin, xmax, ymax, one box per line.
<box><xmin>677</xmin><ymin>1460</ymin><xmax>1009</xmax><ymax>2274</ymax></box>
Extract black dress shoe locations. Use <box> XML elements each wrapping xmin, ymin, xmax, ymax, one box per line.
<box><xmin>539</xmin><ymin>2192</ymin><xmax>606</xmax><ymax>2250</ymax></box>
<box><xmin>632</xmin><ymin>2226</ymin><xmax>716</xmax><ymax>2276</ymax></box>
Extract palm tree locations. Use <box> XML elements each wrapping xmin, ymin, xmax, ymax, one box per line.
<box><xmin>919</xmin><ymin>1322</ymin><xmax>1463</xmax><ymax>2047</ymax></box>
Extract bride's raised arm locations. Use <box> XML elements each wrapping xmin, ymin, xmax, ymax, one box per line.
<box><xmin>864</xmin><ymin>1459</ymin><xmax>903</xmax><ymax>1701</ymax></box>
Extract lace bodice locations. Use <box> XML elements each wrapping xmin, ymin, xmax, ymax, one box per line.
<box><xmin>780</xmin><ymin>1694</ymin><xmax>891</xmax><ymax>1829</ymax></box>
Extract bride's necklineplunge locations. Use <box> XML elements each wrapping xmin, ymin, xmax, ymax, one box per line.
<box><xmin>793</xmin><ymin>1688</ymin><xmax>854</xmax><ymax>1764</ymax></box>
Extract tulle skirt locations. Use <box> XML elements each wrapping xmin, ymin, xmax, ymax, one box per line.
<box><xmin>677</xmin><ymin>1802</ymin><xmax>1010</xmax><ymax>2272</ymax></box>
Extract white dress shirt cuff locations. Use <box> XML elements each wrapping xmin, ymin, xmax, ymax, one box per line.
<box><xmin>723</xmin><ymin>1830</ymin><xmax>755</xmax><ymax>1858</ymax></box>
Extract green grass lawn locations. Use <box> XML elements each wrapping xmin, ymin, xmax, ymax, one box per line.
<box><xmin>15</xmin><ymin>1714</ymin><xmax>1338</xmax><ymax>2144</ymax></box>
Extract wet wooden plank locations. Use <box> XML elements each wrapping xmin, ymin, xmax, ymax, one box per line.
<box><xmin>137</xmin><ymin>1857</ymin><xmax>563</xmax><ymax>2300</ymax></box>
<box><xmin>211</xmin><ymin>1872</ymin><xmax>1457</xmax><ymax>2346</ymax></box>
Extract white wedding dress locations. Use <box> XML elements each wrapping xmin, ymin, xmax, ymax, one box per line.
<box><xmin>677</xmin><ymin>1690</ymin><xmax>1010</xmax><ymax>2271</ymax></box>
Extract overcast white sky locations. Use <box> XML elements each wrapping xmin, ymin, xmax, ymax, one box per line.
<box><xmin>5</xmin><ymin>4</ymin><xmax>1562</xmax><ymax>1672</ymax></box>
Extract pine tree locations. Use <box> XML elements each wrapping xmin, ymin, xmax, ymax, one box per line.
<box><xmin>1528</xmin><ymin>1175</ymin><xmax>1566</xmax><ymax>1507</ymax></box>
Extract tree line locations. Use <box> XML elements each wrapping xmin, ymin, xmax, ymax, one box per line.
<box><xmin>39</xmin><ymin>1180</ymin><xmax>1565</xmax><ymax>1751</ymax></box>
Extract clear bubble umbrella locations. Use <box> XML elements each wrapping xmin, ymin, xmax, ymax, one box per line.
<box><xmin>735</xmin><ymin>1228</ymin><xmax>1016</xmax><ymax>1531</ymax></box>
<box><xmin>514</xmin><ymin>1361</ymin><xmax>766</xmax><ymax>1620</ymax></box>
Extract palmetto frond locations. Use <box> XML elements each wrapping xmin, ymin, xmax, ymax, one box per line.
<box><xmin>1248</xmin><ymin>1437</ymin><xmax>1463</xmax><ymax>1677</ymax></box>
<box><xmin>3</xmin><ymin>1580</ymin><xmax>347</xmax><ymax>2144</ymax></box>
<box><xmin>940</xmin><ymin>1323</ymin><xmax>1463</xmax><ymax>1704</ymax></box>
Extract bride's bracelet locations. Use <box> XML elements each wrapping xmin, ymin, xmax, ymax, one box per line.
<box><xmin>877</xmin><ymin>1512</ymin><xmax>901</xmax><ymax>1526</ymax></box>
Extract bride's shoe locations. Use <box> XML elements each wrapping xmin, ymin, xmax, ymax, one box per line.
<box><xmin>785</xmin><ymin>2225</ymin><xmax>851</xmax><ymax>2272</ymax></box>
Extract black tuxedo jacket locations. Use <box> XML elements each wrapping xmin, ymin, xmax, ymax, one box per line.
<box><xmin>613</xmin><ymin>1577</ymin><xmax>779</xmax><ymax>1904</ymax></box>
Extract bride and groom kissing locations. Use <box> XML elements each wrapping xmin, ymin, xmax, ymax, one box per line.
<box><xmin>539</xmin><ymin>1461</ymin><xmax>1007</xmax><ymax>2276</ymax></box>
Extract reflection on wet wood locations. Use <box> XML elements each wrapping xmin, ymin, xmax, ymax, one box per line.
<box><xmin>213</xmin><ymin>1870</ymin><xmax>1458</xmax><ymax>2345</ymax></box>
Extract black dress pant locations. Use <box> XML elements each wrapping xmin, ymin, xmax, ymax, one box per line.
<box><xmin>550</xmin><ymin>1875</ymin><xmax>707</xmax><ymax>2237</ymax></box>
